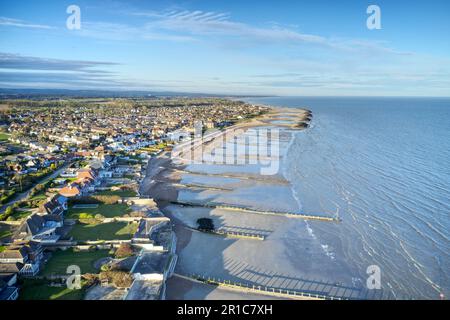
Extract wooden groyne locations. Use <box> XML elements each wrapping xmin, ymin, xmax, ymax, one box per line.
<box><xmin>159</xmin><ymin>181</ymin><xmax>233</xmax><ymax>191</ymax></box>
<box><xmin>168</xmin><ymin>200</ymin><xmax>340</xmax><ymax>222</ymax></box>
<box><xmin>187</xmin><ymin>226</ymin><xmax>265</xmax><ymax>240</ymax></box>
<box><xmin>170</xmin><ymin>168</ymin><xmax>289</xmax><ymax>184</ymax></box>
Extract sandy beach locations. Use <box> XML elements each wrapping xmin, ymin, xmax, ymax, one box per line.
<box><xmin>140</xmin><ymin>106</ymin><xmax>376</xmax><ymax>300</ymax></box>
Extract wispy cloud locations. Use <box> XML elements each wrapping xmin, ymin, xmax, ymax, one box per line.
<box><xmin>0</xmin><ymin>52</ymin><xmax>129</xmax><ymax>89</ymax></box>
<box><xmin>129</xmin><ymin>9</ymin><xmax>408</xmax><ymax>54</ymax></box>
<box><xmin>140</xmin><ymin>9</ymin><xmax>327</xmax><ymax>44</ymax></box>
<box><xmin>0</xmin><ymin>17</ymin><xmax>54</xmax><ymax>29</ymax></box>
<box><xmin>0</xmin><ymin>52</ymin><xmax>118</xmax><ymax>72</ymax></box>
<box><xmin>64</xmin><ymin>8</ymin><xmax>407</xmax><ymax>55</ymax></box>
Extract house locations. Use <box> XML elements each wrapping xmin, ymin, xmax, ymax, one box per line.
<box><xmin>0</xmin><ymin>273</ymin><xmax>17</xmax><ymax>287</ymax></box>
<box><xmin>43</xmin><ymin>194</ymin><xmax>68</xmax><ymax>216</ymax></box>
<box><xmin>131</xmin><ymin>251</ymin><xmax>176</xmax><ymax>282</ymax></box>
<box><xmin>0</xmin><ymin>278</ymin><xmax>19</xmax><ymax>300</ymax></box>
<box><xmin>25</xmin><ymin>159</ymin><xmax>39</xmax><ymax>168</ymax></box>
<box><xmin>0</xmin><ymin>263</ymin><xmax>23</xmax><ymax>275</ymax></box>
<box><xmin>13</xmin><ymin>214</ymin><xmax>63</xmax><ymax>244</ymax></box>
<box><xmin>60</xmin><ymin>169</ymin><xmax>77</xmax><ymax>178</ymax></box>
<box><xmin>46</xmin><ymin>145</ymin><xmax>60</xmax><ymax>153</ymax></box>
<box><xmin>126</xmin><ymin>251</ymin><xmax>176</xmax><ymax>300</ymax></box>
<box><xmin>77</xmin><ymin>168</ymin><xmax>96</xmax><ymax>181</ymax></box>
<box><xmin>0</xmin><ymin>247</ymin><xmax>28</xmax><ymax>264</ymax></box>
<box><xmin>166</xmin><ymin>130</ymin><xmax>191</xmax><ymax>142</ymax></box>
<box><xmin>59</xmin><ymin>183</ymin><xmax>83</xmax><ymax>198</ymax></box>
<box><xmin>98</xmin><ymin>169</ymin><xmax>113</xmax><ymax>178</ymax></box>
<box><xmin>0</xmin><ymin>262</ymin><xmax>22</xmax><ymax>299</ymax></box>
<box><xmin>0</xmin><ymin>242</ymin><xmax>43</xmax><ymax>276</ymax></box>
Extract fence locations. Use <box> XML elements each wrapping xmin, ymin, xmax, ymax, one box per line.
<box><xmin>180</xmin><ymin>273</ymin><xmax>344</xmax><ymax>300</ymax></box>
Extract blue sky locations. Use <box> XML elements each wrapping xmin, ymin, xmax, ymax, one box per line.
<box><xmin>0</xmin><ymin>0</ymin><xmax>449</xmax><ymax>96</ymax></box>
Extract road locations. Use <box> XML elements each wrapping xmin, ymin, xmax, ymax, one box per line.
<box><xmin>0</xmin><ymin>163</ymin><xmax>68</xmax><ymax>213</ymax></box>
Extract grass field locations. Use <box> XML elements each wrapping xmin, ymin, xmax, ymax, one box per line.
<box><xmin>95</xmin><ymin>189</ymin><xmax>137</xmax><ymax>197</ymax></box>
<box><xmin>68</xmin><ymin>222</ymin><xmax>138</xmax><ymax>241</ymax></box>
<box><xmin>19</xmin><ymin>279</ymin><xmax>86</xmax><ymax>300</ymax></box>
<box><xmin>41</xmin><ymin>249</ymin><xmax>111</xmax><ymax>276</ymax></box>
<box><xmin>67</xmin><ymin>203</ymin><xmax>131</xmax><ymax>219</ymax></box>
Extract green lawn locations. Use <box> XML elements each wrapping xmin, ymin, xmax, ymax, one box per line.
<box><xmin>41</xmin><ymin>249</ymin><xmax>111</xmax><ymax>276</ymax></box>
<box><xmin>10</xmin><ymin>209</ymin><xmax>32</xmax><ymax>220</ymax></box>
<box><xmin>0</xmin><ymin>132</ymin><xmax>9</xmax><ymax>141</ymax></box>
<box><xmin>68</xmin><ymin>222</ymin><xmax>138</xmax><ymax>241</ymax></box>
<box><xmin>19</xmin><ymin>279</ymin><xmax>86</xmax><ymax>300</ymax></box>
<box><xmin>0</xmin><ymin>225</ymin><xmax>13</xmax><ymax>240</ymax></box>
<box><xmin>95</xmin><ymin>189</ymin><xmax>137</xmax><ymax>197</ymax></box>
<box><xmin>67</xmin><ymin>203</ymin><xmax>131</xmax><ymax>219</ymax></box>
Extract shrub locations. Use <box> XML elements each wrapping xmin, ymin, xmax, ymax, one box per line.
<box><xmin>99</xmin><ymin>270</ymin><xmax>133</xmax><ymax>288</ymax></box>
<box><xmin>92</xmin><ymin>195</ymin><xmax>120</xmax><ymax>205</ymax></box>
<box><xmin>82</xmin><ymin>273</ymin><xmax>98</xmax><ymax>286</ymax></box>
<box><xmin>78</xmin><ymin>213</ymin><xmax>95</xmax><ymax>220</ymax></box>
<box><xmin>114</xmin><ymin>243</ymin><xmax>134</xmax><ymax>259</ymax></box>
<box><xmin>70</xmin><ymin>195</ymin><xmax>120</xmax><ymax>205</ymax></box>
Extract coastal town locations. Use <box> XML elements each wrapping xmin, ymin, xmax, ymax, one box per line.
<box><xmin>0</xmin><ymin>97</ymin><xmax>267</xmax><ymax>300</ymax></box>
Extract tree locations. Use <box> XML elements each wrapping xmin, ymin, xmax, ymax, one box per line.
<box><xmin>197</xmin><ymin>218</ymin><xmax>215</xmax><ymax>231</ymax></box>
<box><xmin>4</xmin><ymin>206</ymin><xmax>14</xmax><ymax>216</ymax></box>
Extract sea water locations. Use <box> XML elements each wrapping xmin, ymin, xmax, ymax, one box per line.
<box><xmin>244</xmin><ymin>96</ymin><xmax>450</xmax><ymax>299</ymax></box>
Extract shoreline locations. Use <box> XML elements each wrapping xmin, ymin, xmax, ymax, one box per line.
<box><xmin>139</xmin><ymin>105</ymin><xmax>358</xmax><ymax>300</ymax></box>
